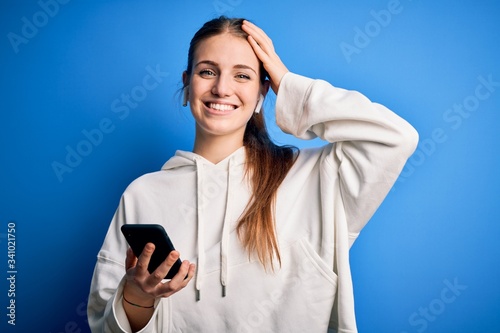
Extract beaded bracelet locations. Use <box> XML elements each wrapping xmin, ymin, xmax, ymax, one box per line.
<box><xmin>122</xmin><ymin>295</ymin><xmax>155</xmax><ymax>309</ymax></box>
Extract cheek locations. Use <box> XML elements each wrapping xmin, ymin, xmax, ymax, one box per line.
<box><xmin>189</xmin><ymin>81</ymin><xmax>202</xmax><ymax>98</ymax></box>
<box><xmin>189</xmin><ymin>76</ymin><xmax>210</xmax><ymax>95</ymax></box>
<box><xmin>242</xmin><ymin>85</ymin><xmax>262</xmax><ymax>104</ymax></box>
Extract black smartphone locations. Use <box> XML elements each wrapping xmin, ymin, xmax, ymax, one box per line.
<box><xmin>121</xmin><ymin>224</ymin><xmax>182</xmax><ymax>279</ymax></box>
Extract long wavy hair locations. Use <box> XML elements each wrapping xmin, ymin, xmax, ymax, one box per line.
<box><xmin>184</xmin><ymin>16</ymin><xmax>298</xmax><ymax>269</ymax></box>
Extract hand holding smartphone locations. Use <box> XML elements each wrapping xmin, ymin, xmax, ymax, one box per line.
<box><xmin>121</xmin><ymin>224</ymin><xmax>182</xmax><ymax>280</ymax></box>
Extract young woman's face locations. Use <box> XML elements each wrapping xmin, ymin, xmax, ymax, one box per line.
<box><xmin>186</xmin><ymin>33</ymin><xmax>263</xmax><ymax>140</ymax></box>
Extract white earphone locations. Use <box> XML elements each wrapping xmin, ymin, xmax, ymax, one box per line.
<box><xmin>254</xmin><ymin>94</ymin><xmax>264</xmax><ymax>113</ymax></box>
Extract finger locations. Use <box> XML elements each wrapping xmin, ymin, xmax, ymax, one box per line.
<box><xmin>158</xmin><ymin>261</ymin><xmax>196</xmax><ymax>298</ymax></box>
<box><xmin>243</xmin><ymin>21</ymin><xmax>281</xmax><ymax>72</ymax></box>
<box><xmin>125</xmin><ymin>247</ymin><xmax>138</xmax><ymax>270</ymax></box>
<box><xmin>242</xmin><ymin>21</ymin><xmax>274</xmax><ymax>52</ymax></box>
<box><xmin>144</xmin><ymin>250</ymin><xmax>180</xmax><ymax>289</ymax></box>
<box><xmin>135</xmin><ymin>242</ymin><xmax>155</xmax><ymax>276</ymax></box>
<box><xmin>168</xmin><ymin>260</ymin><xmax>194</xmax><ymax>290</ymax></box>
<box><xmin>242</xmin><ymin>20</ymin><xmax>272</xmax><ymax>44</ymax></box>
<box><xmin>247</xmin><ymin>35</ymin><xmax>270</xmax><ymax>63</ymax></box>
<box><xmin>183</xmin><ymin>262</ymin><xmax>197</xmax><ymax>285</ymax></box>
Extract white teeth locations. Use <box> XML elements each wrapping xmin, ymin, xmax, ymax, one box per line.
<box><xmin>209</xmin><ymin>103</ymin><xmax>236</xmax><ymax>111</ymax></box>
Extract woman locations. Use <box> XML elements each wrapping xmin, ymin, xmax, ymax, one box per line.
<box><xmin>88</xmin><ymin>16</ymin><xmax>418</xmax><ymax>332</ymax></box>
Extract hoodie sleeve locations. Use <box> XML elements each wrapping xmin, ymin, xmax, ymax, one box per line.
<box><xmin>87</xmin><ymin>194</ymin><xmax>164</xmax><ymax>333</ymax></box>
<box><xmin>275</xmin><ymin>72</ymin><xmax>418</xmax><ymax>242</ymax></box>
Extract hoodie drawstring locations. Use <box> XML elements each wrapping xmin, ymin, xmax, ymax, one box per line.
<box><xmin>194</xmin><ymin>156</ymin><xmax>234</xmax><ymax>301</ymax></box>
<box><xmin>195</xmin><ymin>158</ymin><xmax>205</xmax><ymax>301</ymax></box>
<box><xmin>220</xmin><ymin>158</ymin><xmax>233</xmax><ymax>297</ymax></box>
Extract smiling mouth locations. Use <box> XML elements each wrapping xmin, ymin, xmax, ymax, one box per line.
<box><xmin>205</xmin><ymin>102</ymin><xmax>238</xmax><ymax>112</ymax></box>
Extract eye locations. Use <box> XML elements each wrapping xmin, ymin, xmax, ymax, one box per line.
<box><xmin>235</xmin><ymin>73</ymin><xmax>251</xmax><ymax>80</ymax></box>
<box><xmin>199</xmin><ymin>69</ymin><xmax>216</xmax><ymax>77</ymax></box>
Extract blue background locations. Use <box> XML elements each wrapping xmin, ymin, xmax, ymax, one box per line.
<box><xmin>1</xmin><ymin>0</ymin><xmax>499</xmax><ymax>332</ymax></box>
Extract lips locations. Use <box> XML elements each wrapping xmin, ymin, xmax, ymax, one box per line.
<box><xmin>205</xmin><ymin>102</ymin><xmax>238</xmax><ymax>112</ymax></box>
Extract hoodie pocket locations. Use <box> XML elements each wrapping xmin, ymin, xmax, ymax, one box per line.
<box><xmin>295</xmin><ymin>237</ymin><xmax>338</xmax><ymax>286</ymax></box>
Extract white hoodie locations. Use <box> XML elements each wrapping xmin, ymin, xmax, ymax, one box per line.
<box><xmin>88</xmin><ymin>72</ymin><xmax>418</xmax><ymax>333</ymax></box>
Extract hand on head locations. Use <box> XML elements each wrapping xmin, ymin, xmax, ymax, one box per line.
<box><xmin>242</xmin><ymin>20</ymin><xmax>289</xmax><ymax>95</ymax></box>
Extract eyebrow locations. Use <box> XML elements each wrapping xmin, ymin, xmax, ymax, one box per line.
<box><xmin>195</xmin><ymin>60</ymin><xmax>257</xmax><ymax>75</ymax></box>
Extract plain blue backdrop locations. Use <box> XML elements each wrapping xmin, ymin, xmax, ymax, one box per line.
<box><xmin>1</xmin><ymin>1</ymin><xmax>499</xmax><ymax>332</ymax></box>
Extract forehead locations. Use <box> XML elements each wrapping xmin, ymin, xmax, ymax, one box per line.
<box><xmin>193</xmin><ymin>33</ymin><xmax>259</xmax><ymax>69</ymax></box>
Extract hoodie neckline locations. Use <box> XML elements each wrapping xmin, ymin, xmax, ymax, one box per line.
<box><xmin>162</xmin><ymin>146</ymin><xmax>246</xmax><ymax>171</ymax></box>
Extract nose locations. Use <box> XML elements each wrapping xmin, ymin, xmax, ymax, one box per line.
<box><xmin>211</xmin><ymin>74</ymin><xmax>233</xmax><ymax>97</ymax></box>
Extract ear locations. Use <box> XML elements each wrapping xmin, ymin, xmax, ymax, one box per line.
<box><xmin>182</xmin><ymin>71</ymin><xmax>190</xmax><ymax>107</ymax></box>
<box><xmin>182</xmin><ymin>71</ymin><xmax>189</xmax><ymax>87</ymax></box>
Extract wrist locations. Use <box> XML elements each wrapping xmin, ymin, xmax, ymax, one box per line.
<box><xmin>123</xmin><ymin>281</ymin><xmax>155</xmax><ymax>308</ymax></box>
<box><xmin>123</xmin><ymin>294</ymin><xmax>155</xmax><ymax>309</ymax></box>
<box><xmin>271</xmin><ymin>68</ymin><xmax>289</xmax><ymax>95</ymax></box>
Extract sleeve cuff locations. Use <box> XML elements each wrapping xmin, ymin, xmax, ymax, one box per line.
<box><xmin>105</xmin><ymin>277</ymin><xmax>163</xmax><ymax>333</ymax></box>
<box><xmin>275</xmin><ymin>72</ymin><xmax>316</xmax><ymax>138</ymax></box>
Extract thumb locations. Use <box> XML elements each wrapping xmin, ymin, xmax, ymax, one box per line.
<box><xmin>125</xmin><ymin>247</ymin><xmax>138</xmax><ymax>270</ymax></box>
